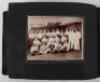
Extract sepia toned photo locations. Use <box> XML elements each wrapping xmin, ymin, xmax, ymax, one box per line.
<box><xmin>27</xmin><ymin>16</ymin><xmax>84</xmax><ymax>61</ymax></box>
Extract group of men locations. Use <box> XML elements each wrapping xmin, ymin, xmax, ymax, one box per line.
<box><xmin>28</xmin><ymin>27</ymin><xmax>81</xmax><ymax>55</ymax></box>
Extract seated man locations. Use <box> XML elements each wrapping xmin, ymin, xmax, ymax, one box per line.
<box><xmin>39</xmin><ymin>42</ymin><xmax>48</xmax><ymax>54</ymax></box>
<box><xmin>61</xmin><ymin>35</ymin><xmax>70</xmax><ymax>52</ymax></box>
<box><xmin>39</xmin><ymin>36</ymin><xmax>48</xmax><ymax>54</ymax></box>
<box><xmin>30</xmin><ymin>38</ymin><xmax>41</xmax><ymax>55</ymax></box>
<box><xmin>47</xmin><ymin>36</ymin><xmax>56</xmax><ymax>53</ymax></box>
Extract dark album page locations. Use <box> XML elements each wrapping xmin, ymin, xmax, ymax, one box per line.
<box><xmin>97</xmin><ymin>8</ymin><xmax>100</xmax><ymax>76</ymax></box>
<box><xmin>2</xmin><ymin>11</ymin><xmax>8</xmax><ymax>75</ymax></box>
<box><xmin>7</xmin><ymin>3</ymin><xmax>97</xmax><ymax>79</ymax></box>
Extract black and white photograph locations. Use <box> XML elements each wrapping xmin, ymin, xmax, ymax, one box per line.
<box><xmin>27</xmin><ymin>16</ymin><xmax>84</xmax><ymax>61</ymax></box>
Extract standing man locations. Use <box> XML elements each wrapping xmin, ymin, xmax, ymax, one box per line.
<box><xmin>29</xmin><ymin>29</ymin><xmax>36</xmax><ymax>40</ymax></box>
<box><xmin>64</xmin><ymin>28</ymin><xmax>70</xmax><ymax>51</ymax></box>
<box><xmin>74</xmin><ymin>29</ymin><xmax>81</xmax><ymax>51</ymax></box>
<box><xmin>68</xmin><ymin>28</ymin><xmax>75</xmax><ymax>50</ymax></box>
<box><xmin>37</xmin><ymin>30</ymin><xmax>43</xmax><ymax>40</ymax></box>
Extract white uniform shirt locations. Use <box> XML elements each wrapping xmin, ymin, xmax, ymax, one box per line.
<box><xmin>55</xmin><ymin>36</ymin><xmax>60</xmax><ymax>42</ymax></box>
<box><xmin>47</xmin><ymin>32</ymin><xmax>51</xmax><ymax>37</ymax></box>
<box><xmin>33</xmin><ymin>39</ymin><xmax>41</xmax><ymax>46</ymax></box>
<box><xmin>61</xmin><ymin>36</ymin><xmax>67</xmax><ymax>43</ymax></box>
<box><xmin>29</xmin><ymin>32</ymin><xmax>36</xmax><ymax>39</ymax></box>
<box><xmin>48</xmin><ymin>37</ymin><xmax>55</xmax><ymax>42</ymax></box>
<box><xmin>56</xmin><ymin>30</ymin><xmax>60</xmax><ymax>35</ymax></box>
<box><xmin>42</xmin><ymin>37</ymin><xmax>48</xmax><ymax>43</ymax></box>
<box><xmin>37</xmin><ymin>33</ymin><xmax>43</xmax><ymax>39</ymax></box>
